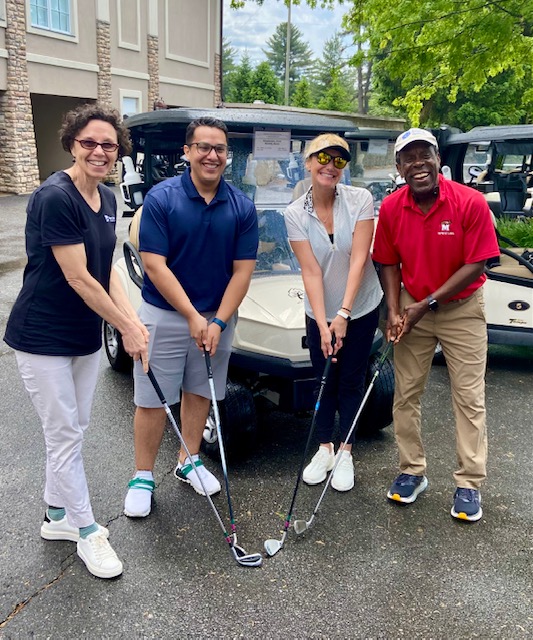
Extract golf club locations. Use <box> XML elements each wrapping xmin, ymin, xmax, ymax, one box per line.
<box><xmin>264</xmin><ymin>352</ymin><xmax>334</xmax><ymax>557</ymax></box>
<box><xmin>203</xmin><ymin>349</ymin><xmax>263</xmax><ymax>566</ymax></box>
<box><xmin>146</xmin><ymin>368</ymin><xmax>262</xmax><ymax>567</ymax></box>
<box><xmin>293</xmin><ymin>341</ymin><xmax>394</xmax><ymax>536</ymax></box>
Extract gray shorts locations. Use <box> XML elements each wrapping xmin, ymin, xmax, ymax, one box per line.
<box><xmin>133</xmin><ymin>301</ymin><xmax>236</xmax><ymax>408</ymax></box>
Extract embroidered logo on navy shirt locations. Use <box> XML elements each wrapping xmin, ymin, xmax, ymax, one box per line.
<box><xmin>438</xmin><ymin>220</ymin><xmax>454</xmax><ymax>236</ymax></box>
<box><xmin>104</xmin><ymin>214</ymin><xmax>116</xmax><ymax>223</ymax></box>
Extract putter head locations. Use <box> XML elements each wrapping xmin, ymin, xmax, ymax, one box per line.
<box><xmin>293</xmin><ymin>519</ymin><xmax>311</xmax><ymax>535</ymax></box>
<box><xmin>232</xmin><ymin>543</ymin><xmax>263</xmax><ymax>567</ymax></box>
<box><xmin>264</xmin><ymin>538</ymin><xmax>282</xmax><ymax>557</ymax></box>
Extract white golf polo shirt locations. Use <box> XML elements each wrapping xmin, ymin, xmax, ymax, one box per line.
<box><xmin>284</xmin><ymin>183</ymin><xmax>383</xmax><ymax>322</ymax></box>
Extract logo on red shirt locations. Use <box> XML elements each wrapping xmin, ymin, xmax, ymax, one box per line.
<box><xmin>438</xmin><ymin>220</ymin><xmax>454</xmax><ymax>236</ymax></box>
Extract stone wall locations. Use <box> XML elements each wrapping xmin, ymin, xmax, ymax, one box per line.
<box><xmin>214</xmin><ymin>52</ymin><xmax>221</xmax><ymax>107</ymax></box>
<box><xmin>147</xmin><ymin>34</ymin><xmax>159</xmax><ymax>110</ymax></box>
<box><xmin>0</xmin><ymin>0</ymin><xmax>40</xmax><ymax>194</ymax></box>
<box><xmin>96</xmin><ymin>20</ymin><xmax>112</xmax><ymax>107</ymax></box>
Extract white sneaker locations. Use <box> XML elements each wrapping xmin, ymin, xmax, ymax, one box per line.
<box><xmin>40</xmin><ymin>512</ymin><xmax>109</xmax><ymax>542</ymax></box>
<box><xmin>77</xmin><ymin>531</ymin><xmax>123</xmax><ymax>579</ymax></box>
<box><xmin>174</xmin><ymin>457</ymin><xmax>221</xmax><ymax>496</ymax></box>
<box><xmin>331</xmin><ymin>450</ymin><xmax>355</xmax><ymax>492</ymax></box>
<box><xmin>302</xmin><ymin>445</ymin><xmax>335</xmax><ymax>485</ymax></box>
<box><xmin>123</xmin><ymin>475</ymin><xmax>155</xmax><ymax>518</ymax></box>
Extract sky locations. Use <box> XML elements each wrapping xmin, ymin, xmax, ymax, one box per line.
<box><xmin>223</xmin><ymin>0</ymin><xmax>350</xmax><ymax>66</ymax></box>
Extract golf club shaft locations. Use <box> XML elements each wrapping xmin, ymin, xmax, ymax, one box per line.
<box><xmin>204</xmin><ymin>349</ymin><xmax>236</xmax><ymax>532</ymax></box>
<box><xmin>282</xmin><ymin>353</ymin><xmax>334</xmax><ymax>531</ymax></box>
<box><xmin>146</xmin><ymin>368</ymin><xmax>232</xmax><ymax>545</ymax></box>
<box><xmin>304</xmin><ymin>342</ymin><xmax>394</xmax><ymax>525</ymax></box>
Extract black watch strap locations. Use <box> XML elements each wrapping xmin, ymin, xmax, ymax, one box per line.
<box><xmin>427</xmin><ymin>295</ymin><xmax>439</xmax><ymax>312</ymax></box>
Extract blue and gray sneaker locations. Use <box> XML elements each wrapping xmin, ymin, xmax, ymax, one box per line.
<box><xmin>387</xmin><ymin>473</ymin><xmax>428</xmax><ymax>504</ymax></box>
<box><xmin>451</xmin><ymin>488</ymin><xmax>482</xmax><ymax>522</ymax></box>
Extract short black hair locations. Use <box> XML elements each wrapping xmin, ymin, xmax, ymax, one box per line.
<box><xmin>185</xmin><ymin>117</ymin><xmax>228</xmax><ymax>145</ymax></box>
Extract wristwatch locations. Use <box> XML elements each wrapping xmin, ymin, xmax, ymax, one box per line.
<box><xmin>427</xmin><ymin>295</ymin><xmax>439</xmax><ymax>312</ymax></box>
<box><xmin>336</xmin><ymin>309</ymin><xmax>351</xmax><ymax>321</ymax></box>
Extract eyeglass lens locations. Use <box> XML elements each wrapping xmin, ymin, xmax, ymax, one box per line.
<box><xmin>76</xmin><ymin>139</ymin><xmax>119</xmax><ymax>152</ymax></box>
<box><xmin>192</xmin><ymin>142</ymin><xmax>229</xmax><ymax>155</ymax></box>
<box><xmin>316</xmin><ymin>151</ymin><xmax>348</xmax><ymax>169</ymax></box>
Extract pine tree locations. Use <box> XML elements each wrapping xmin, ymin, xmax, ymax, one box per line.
<box><xmin>291</xmin><ymin>77</ymin><xmax>313</xmax><ymax>108</ymax></box>
<box><xmin>249</xmin><ymin>62</ymin><xmax>283</xmax><ymax>104</ymax></box>
<box><xmin>317</xmin><ymin>70</ymin><xmax>353</xmax><ymax>113</ymax></box>
<box><xmin>226</xmin><ymin>53</ymin><xmax>254</xmax><ymax>103</ymax></box>
<box><xmin>263</xmin><ymin>22</ymin><xmax>314</xmax><ymax>98</ymax></box>
<box><xmin>222</xmin><ymin>37</ymin><xmax>238</xmax><ymax>102</ymax></box>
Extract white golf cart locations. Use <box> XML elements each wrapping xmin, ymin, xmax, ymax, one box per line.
<box><xmin>105</xmin><ymin>106</ymin><xmax>401</xmax><ymax>459</ymax></box>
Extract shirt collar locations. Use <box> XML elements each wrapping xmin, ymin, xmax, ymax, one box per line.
<box><xmin>304</xmin><ymin>185</ymin><xmax>338</xmax><ymax>216</ymax></box>
<box><xmin>181</xmin><ymin>167</ymin><xmax>229</xmax><ymax>202</ymax></box>
<box><xmin>404</xmin><ymin>173</ymin><xmax>446</xmax><ymax>213</ymax></box>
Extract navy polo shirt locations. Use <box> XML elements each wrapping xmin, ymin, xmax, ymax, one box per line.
<box><xmin>139</xmin><ymin>168</ymin><xmax>258</xmax><ymax>312</ymax></box>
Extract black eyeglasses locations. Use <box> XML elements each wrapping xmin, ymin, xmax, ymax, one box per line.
<box><xmin>75</xmin><ymin>139</ymin><xmax>120</xmax><ymax>153</ymax></box>
<box><xmin>189</xmin><ymin>142</ymin><xmax>229</xmax><ymax>156</ymax></box>
<box><xmin>315</xmin><ymin>151</ymin><xmax>348</xmax><ymax>170</ymax></box>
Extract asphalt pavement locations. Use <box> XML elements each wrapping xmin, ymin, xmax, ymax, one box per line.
<box><xmin>1</xmin><ymin>191</ymin><xmax>533</xmax><ymax>639</ymax></box>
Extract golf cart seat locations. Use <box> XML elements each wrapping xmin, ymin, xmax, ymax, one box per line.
<box><xmin>128</xmin><ymin>205</ymin><xmax>142</xmax><ymax>249</ymax></box>
<box><xmin>123</xmin><ymin>206</ymin><xmax>144</xmax><ymax>289</ymax></box>
<box><xmin>494</xmin><ymin>172</ymin><xmax>528</xmax><ymax>216</ymax></box>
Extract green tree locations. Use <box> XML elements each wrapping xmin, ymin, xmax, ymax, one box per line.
<box><xmin>249</xmin><ymin>62</ymin><xmax>283</xmax><ymax>103</ymax></box>
<box><xmin>346</xmin><ymin>0</ymin><xmax>533</xmax><ymax>124</ymax></box>
<box><xmin>222</xmin><ymin>37</ymin><xmax>238</xmax><ymax>101</ymax></box>
<box><xmin>226</xmin><ymin>53</ymin><xmax>254</xmax><ymax>103</ymax></box>
<box><xmin>263</xmin><ymin>22</ymin><xmax>314</xmax><ymax>98</ymax></box>
<box><xmin>310</xmin><ymin>31</ymin><xmax>358</xmax><ymax>111</ymax></box>
<box><xmin>317</xmin><ymin>70</ymin><xmax>353</xmax><ymax>112</ymax></box>
<box><xmin>291</xmin><ymin>77</ymin><xmax>314</xmax><ymax>108</ymax></box>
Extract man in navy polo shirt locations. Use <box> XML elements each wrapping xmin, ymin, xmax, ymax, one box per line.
<box><xmin>124</xmin><ymin>117</ymin><xmax>258</xmax><ymax>517</ymax></box>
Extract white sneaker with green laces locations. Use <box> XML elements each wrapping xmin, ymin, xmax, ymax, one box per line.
<box><xmin>123</xmin><ymin>475</ymin><xmax>156</xmax><ymax>518</ymax></box>
<box><xmin>174</xmin><ymin>456</ymin><xmax>221</xmax><ymax>496</ymax></box>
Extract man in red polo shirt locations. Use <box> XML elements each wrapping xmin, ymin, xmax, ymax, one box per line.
<box><xmin>373</xmin><ymin>127</ymin><xmax>498</xmax><ymax>522</ymax></box>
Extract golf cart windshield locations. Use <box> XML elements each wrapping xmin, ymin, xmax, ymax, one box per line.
<box><xmin>122</xmin><ymin>107</ymin><xmax>402</xmax><ymax>214</ymax></box>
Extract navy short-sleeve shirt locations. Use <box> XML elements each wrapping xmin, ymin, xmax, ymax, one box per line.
<box><xmin>140</xmin><ymin>169</ymin><xmax>258</xmax><ymax>312</ymax></box>
<box><xmin>4</xmin><ymin>171</ymin><xmax>117</xmax><ymax>355</ymax></box>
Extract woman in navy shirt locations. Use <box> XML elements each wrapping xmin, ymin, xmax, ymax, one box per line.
<box><xmin>4</xmin><ymin>103</ymin><xmax>148</xmax><ymax>579</ymax></box>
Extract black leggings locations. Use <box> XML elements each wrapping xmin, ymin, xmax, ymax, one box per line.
<box><xmin>306</xmin><ymin>306</ymin><xmax>379</xmax><ymax>444</ymax></box>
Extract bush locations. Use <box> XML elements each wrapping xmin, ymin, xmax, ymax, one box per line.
<box><xmin>496</xmin><ymin>217</ymin><xmax>533</xmax><ymax>247</ymax></box>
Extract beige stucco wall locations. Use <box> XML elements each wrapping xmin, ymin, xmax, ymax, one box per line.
<box><xmin>0</xmin><ymin>0</ymin><xmax>222</xmax><ymax>193</ymax></box>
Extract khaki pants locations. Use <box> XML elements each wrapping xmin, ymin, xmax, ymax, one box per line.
<box><xmin>393</xmin><ymin>288</ymin><xmax>488</xmax><ymax>489</ymax></box>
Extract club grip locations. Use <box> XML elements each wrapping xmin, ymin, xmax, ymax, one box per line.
<box><xmin>147</xmin><ymin>368</ymin><xmax>166</xmax><ymax>404</ymax></box>
<box><xmin>204</xmin><ymin>348</ymin><xmax>213</xmax><ymax>378</ymax></box>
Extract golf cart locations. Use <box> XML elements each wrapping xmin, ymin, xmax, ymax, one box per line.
<box><xmin>105</xmin><ymin>106</ymin><xmax>401</xmax><ymax>459</ymax></box>
<box><xmin>435</xmin><ymin>124</ymin><xmax>533</xmax><ymax>349</ymax></box>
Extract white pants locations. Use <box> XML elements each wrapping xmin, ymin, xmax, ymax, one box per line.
<box><xmin>15</xmin><ymin>350</ymin><xmax>101</xmax><ymax>528</ymax></box>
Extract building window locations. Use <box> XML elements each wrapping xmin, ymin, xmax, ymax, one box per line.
<box><xmin>121</xmin><ymin>93</ymin><xmax>142</xmax><ymax>118</ymax></box>
<box><xmin>30</xmin><ymin>0</ymin><xmax>71</xmax><ymax>34</ymax></box>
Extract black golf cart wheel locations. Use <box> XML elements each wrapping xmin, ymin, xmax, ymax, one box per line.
<box><xmin>357</xmin><ymin>353</ymin><xmax>395</xmax><ymax>435</ymax></box>
<box><xmin>103</xmin><ymin>321</ymin><xmax>132</xmax><ymax>373</ymax></box>
<box><xmin>201</xmin><ymin>381</ymin><xmax>257</xmax><ymax>461</ymax></box>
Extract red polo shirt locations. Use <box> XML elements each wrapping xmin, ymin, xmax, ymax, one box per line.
<box><xmin>373</xmin><ymin>175</ymin><xmax>499</xmax><ymax>302</ymax></box>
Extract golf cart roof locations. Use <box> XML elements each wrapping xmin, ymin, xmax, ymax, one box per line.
<box><xmin>439</xmin><ymin>125</ymin><xmax>533</xmax><ymax>147</ymax></box>
<box><xmin>126</xmin><ymin>107</ymin><xmax>355</xmax><ymax>136</ymax></box>
<box><xmin>124</xmin><ymin>107</ymin><xmax>402</xmax><ymax>141</ymax></box>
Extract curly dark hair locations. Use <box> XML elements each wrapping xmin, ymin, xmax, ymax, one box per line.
<box><xmin>59</xmin><ymin>103</ymin><xmax>132</xmax><ymax>156</ymax></box>
<box><xmin>185</xmin><ymin>117</ymin><xmax>228</xmax><ymax>145</ymax></box>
